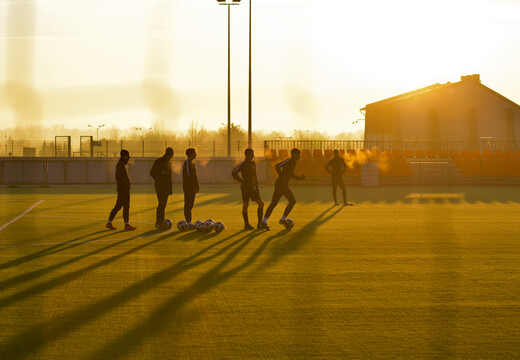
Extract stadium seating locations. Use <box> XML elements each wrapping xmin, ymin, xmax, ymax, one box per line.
<box><xmin>404</xmin><ymin>149</ymin><xmax>413</xmax><ymax>158</ymax></box>
<box><xmin>415</xmin><ymin>149</ymin><xmax>425</xmax><ymax>158</ymax></box>
<box><xmin>278</xmin><ymin>149</ymin><xmax>289</xmax><ymax>160</ymax></box>
<box><xmin>437</xmin><ymin>149</ymin><xmax>448</xmax><ymax>158</ymax></box>
<box><xmin>426</xmin><ymin>149</ymin><xmax>436</xmax><ymax>158</ymax></box>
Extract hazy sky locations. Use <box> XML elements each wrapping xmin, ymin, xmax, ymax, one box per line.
<box><xmin>1</xmin><ymin>0</ymin><xmax>520</xmax><ymax>135</ymax></box>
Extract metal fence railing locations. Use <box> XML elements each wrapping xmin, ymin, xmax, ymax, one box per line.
<box><xmin>264</xmin><ymin>140</ymin><xmax>520</xmax><ymax>154</ymax></box>
<box><xmin>2</xmin><ymin>139</ymin><xmax>519</xmax><ymax>158</ymax></box>
<box><xmin>0</xmin><ymin>139</ymin><xmax>266</xmax><ymax>158</ymax></box>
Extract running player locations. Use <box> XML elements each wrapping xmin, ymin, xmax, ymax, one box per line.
<box><xmin>183</xmin><ymin>148</ymin><xmax>199</xmax><ymax>227</ymax></box>
<box><xmin>106</xmin><ymin>149</ymin><xmax>136</xmax><ymax>230</ymax></box>
<box><xmin>260</xmin><ymin>148</ymin><xmax>305</xmax><ymax>230</ymax></box>
<box><xmin>324</xmin><ymin>149</ymin><xmax>352</xmax><ymax>205</ymax></box>
<box><xmin>150</xmin><ymin>147</ymin><xmax>174</xmax><ymax>228</ymax></box>
<box><xmin>232</xmin><ymin>148</ymin><xmax>264</xmax><ymax>230</ymax></box>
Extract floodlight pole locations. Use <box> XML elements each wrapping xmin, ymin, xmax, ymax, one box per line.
<box><xmin>218</xmin><ymin>0</ymin><xmax>240</xmax><ymax>157</ymax></box>
<box><xmin>247</xmin><ymin>0</ymin><xmax>252</xmax><ymax>149</ymax></box>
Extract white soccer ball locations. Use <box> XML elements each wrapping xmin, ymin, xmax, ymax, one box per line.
<box><xmin>194</xmin><ymin>220</ymin><xmax>204</xmax><ymax>231</ymax></box>
<box><xmin>202</xmin><ymin>220</ymin><xmax>214</xmax><ymax>232</ymax></box>
<box><xmin>285</xmin><ymin>218</ymin><xmax>294</xmax><ymax>229</ymax></box>
<box><xmin>205</xmin><ymin>219</ymin><xmax>215</xmax><ymax>225</ymax></box>
<box><xmin>176</xmin><ymin>220</ymin><xmax>188</xmax><ymax>231</ymax></box>
<box><xmin>162</xmin><ymin>218</ymin><xmax>173</xmax><ymax>229</ymax></box>
<box><xmin>213</xmin><ymin>221</ymin><xmax>225</xmax><ymax>233</ymax></box>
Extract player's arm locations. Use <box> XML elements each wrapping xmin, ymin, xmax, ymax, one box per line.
<box><xmin>231</xmin><ymin>162</ymin><xmax>243</xmax><ymax>182</ymax></box>
<box><xmin>275</xmin><ymin>160</ymin><xmax>285</xmax><ymax>176</ymax></box>
<box><xmin>324</xmin><ymin>159</ymin><xmax>332</xmax><ymax>174</ymax></box>
<box><xmin>149</xmin><ymin>160</ymin><xmax>158</xmax><ymax>180</ymax></box>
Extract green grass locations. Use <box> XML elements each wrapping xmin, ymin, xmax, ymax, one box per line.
<box><xmin>0</xmin><ymin>185</ymin><xmax>519</xmax><ymax>359</ymax></box>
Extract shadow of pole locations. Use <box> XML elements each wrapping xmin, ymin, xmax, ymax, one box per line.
<box><xmin>0</xmin><ymin>229</ymin><xmax>166</xmax><ymax>310</ymax></box>
<box><xmin>84</xmin><ymin>229</ymin><xmax>287</xmax><ymax>360</ymax></box>
<box><xmin>0</xmin><ymin>229</ymin><xmax>246</xmax><ymax>359</ymax></box>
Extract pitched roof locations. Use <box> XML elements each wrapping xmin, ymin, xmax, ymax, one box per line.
<box><xmin>361</xmin><ymin>75</ymin><xmax>520</xmax><ymax>111</ymax></box>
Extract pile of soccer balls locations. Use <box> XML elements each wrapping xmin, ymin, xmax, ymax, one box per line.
<box><xmin>175</xmin><ymin>218</ymin><xmax>225</xmax><ymax>233</ymax></box>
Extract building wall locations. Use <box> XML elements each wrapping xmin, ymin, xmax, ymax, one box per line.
<box><xmin>365</xmin><ymin>80</ymin><xmax>520</xmax><ymax>142</ymax></box>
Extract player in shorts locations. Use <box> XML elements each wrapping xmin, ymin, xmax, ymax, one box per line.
<box><xmin>232</xmin><ymin>148</ymin><xmax>264</xmax><ymax>230</ymax></box>
<box><xmin>260</xmin><ymin>148</ymin><xmax>305</xmax><ymax>230</ymax></box>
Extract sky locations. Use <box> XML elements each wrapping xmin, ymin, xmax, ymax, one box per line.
<box><xmin>1</xmin><ymin>0</ymin><xmax>520</xmax><ymax>136</ymax></box>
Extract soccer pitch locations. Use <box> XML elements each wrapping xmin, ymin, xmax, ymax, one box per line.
<box><xmin>0</xmin><ymin>185</ymin><xmax>519</xmax><ymax>359</ymax></box>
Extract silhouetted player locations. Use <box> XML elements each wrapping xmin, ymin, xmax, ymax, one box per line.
<box><xmin>183</xmin><ymin>148</ymin><xmax>199</xmax><ymax>226</ymax></box>
<box><xmin>324</xmin><ymin>149</ymin><xmax>352</xmax><ymax>206</ymax></box>
<box><xmin>260</xmin><ymin>148</ymin><xmax>305</xmax><ymax>230</ymax></box>
<box><xmin>150</xmin><ymin>147</ymin><xmax>174</xmax><ymax>228</ymax></box>
<box><xmin>106</xmin><ymin>149</ymin><xmax>136</xmax><ymax>230</ymax></box>
<box><xmin>232</xmin><ymin>148</ymin><xmax>265</xmax><ymax>230</ymax></box>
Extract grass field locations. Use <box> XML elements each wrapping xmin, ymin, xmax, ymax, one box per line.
<box><xmin>0</xmin><ymin>184</ymin><xmax>519</xmax><ymax>359</ymax></box>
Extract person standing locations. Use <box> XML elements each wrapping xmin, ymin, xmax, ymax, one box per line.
<box><xmin>260</xmin><ymin>148</ymin><xmax>305</xmax><ymax>230</ymax></box>
<box><xmin>150</xmin><ymin>147</ymin><xmax>174</xmax><ymax>228</ymax></box>
<box><xmin>106</xmin><ymin>149</ymin><xmax>136</xmax><ymax>230</ymax></box>
<box><xmin>232</xmin><ymin>148</ymin><xmax>265</xmax><ymax>230</ymax></box>
<box><xmin>324</xmin><ymin>149</ymin><xmax>352</xmax><ymax>206</ymax></box>
<box><xmin>183</xmin><ymin>148</ymin><xmax>199</xmax><ymax>227</ymax></box>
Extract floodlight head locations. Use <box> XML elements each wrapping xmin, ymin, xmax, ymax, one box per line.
<box><xmin>217</xmin><ymin>0</ymin><xmax>241</xmax><ymax>5</ymax></box>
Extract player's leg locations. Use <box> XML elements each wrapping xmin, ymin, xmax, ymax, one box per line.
<box><xmin>281</xmin><ymin>187</ymin><xmax>296</xmax><ymax>219</ymax></box>
<box><xmin>255</xmin><ymin>197</ymin><xmax>265</xmax><ymax>228</ymax></box>
<box><xmin>156</xmin><ymin>191</ymin><xmax>168</xmax><ymax>228</ymax></box>
<box><xmin>122</xmin><ymin>192</ymin><xmax>135</xmax><ymax>230</ymax></box>
<box><xmin>184</xmin><ymin>191</ymin><xmax>195</xmax><ymax>224</ymax></box>
<box><xmin>261</xmin><ymin>186</ymin><xmax>283</xmax><ymax>230</ymax></box>
<box><xmin>106</xmin><ymin>193</ymin><xmax>124</xmax><ymax>229</ymax></box>
<box><xmin>339</xmin><ymin>179</ymin><xmax>348</xmax><ymax>204</ymax></box>
<box><xmin>332</xmin><ymin>177</ymin><xmax>339</xmax><ymax>205</ymax></box>
<box><xmin>241</xmin><ymin>187</ymin><xmax>253</xmax><ymax>229</ymax></box>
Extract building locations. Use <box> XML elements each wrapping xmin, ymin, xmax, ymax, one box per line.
<box><xmin>362</xmin><ymin>74</ymin><xmax>520</xmax><ymax>144</ymax></box>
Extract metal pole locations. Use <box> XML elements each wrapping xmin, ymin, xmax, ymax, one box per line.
<box><xmin>227</xmin><ymin>5</ymin><xmax>231</xmax><ymax>157</ymax></box>
<box><xmin>248</xmin><ymin>0</ymin><xmax>252</xmax><ymax>149</ymax></box>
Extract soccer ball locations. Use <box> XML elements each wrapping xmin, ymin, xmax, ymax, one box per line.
<box><xmin>205</xmin><ymin>219</ymin><xmax>215</xmax><ymax>225</ymax></box>
<box><xmin>202</xmin><ymin>220</ymin><xmax>214</xmax><ymax>232</ymax></box>
<box><xmin>213</xmin><ymin>221</ymin><xmax>225</xmax><ymax>233</ymax></box>
<box><xmin>176</xmin><ymin>220</ymin><xmax>188</xmax><ymax>231</ymax></box>
<box><xmin>187</xmin><ymin>222</ymin><xmax>196</xmax><ymax>231</ymax></box>
<box><xmin>194</xmin><ymin>220</ymin><xmax>204</xmax><ymax>231</ymax></box>
<box><xmin>285</xmin><ymin>218</ymin><xmax>294</xmax><ymax>229</ymax></box>
<box><xmin>162</xmin><ymin>218</ymin><xmax>173</xmax><ymax>229</ymax></box>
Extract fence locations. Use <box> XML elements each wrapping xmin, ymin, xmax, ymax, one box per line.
<box><xmin>2</xmin><ymin>139</ymin><xmax>519</xmax><ymax>158</ymax></box>
<box><xmin>0</xmin><ymin>139</ymin><xmax>266</xmax><ymax>158</ymax></box>
<box><xmin>264</xmin><ymin>140</ymin><xmax>520</xmax><ymax>154</ymax></box>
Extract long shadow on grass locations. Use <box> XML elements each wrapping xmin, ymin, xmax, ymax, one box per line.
<box><xmin>257</xmin><ymin>204</ymin><xmax>343</xmax><ymax>271</ymax></box>
<box><xmin>0</xmin><ymin>229</ymin><xmax>166</xmax><ymax>309</ymax></box>
<box><xmin>0</xmin><ymin>229</ymin><xmax>250</xmax><ymax>359</ymax></box>
<box><xmin>0</xmin><ymin>230</ymin><xmax>110</xmax><ymax>271</ymax></box>
<box><xmin>84</xmin><ymin>229</ymin><xmax>287</xmax><ymax>360</ymax></box>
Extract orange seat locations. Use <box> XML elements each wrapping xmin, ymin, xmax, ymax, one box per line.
<box><xmin>471</xmin><ymin>149</ymin><xmax>481</xmax><ymax>159</ymax></box>
<box><xmin>494</xmin><ymin>150</ymin><xmax>504</xmax><ymax>159</ymax></box>
<box><xmin>482</xmin><ymin>149</ymin><xmax>492</xmax><ymax>159</ymax></box>
<box><xmin>324</xmin><ymin>149</ymin><xmax>334</xmax><ymax>160</ymax></box>
<box><xmin>313</xmin><ymin>149</ymin><xmax>324</xmax><ymax>159</ymax></box>
<box><xmin>266</xmin><ymin>148</ymin><xmax>277</xmax><ymax>160</ymax></box>
<box><xmin>392</xmin><ymin>149</ymin><xmax>402</xmax><ymax>158</ymax></box>
<box><xmin>449</xmin><ymin>149</ymin><xmax>459</xmax><ymax>159</ymax></box>
<box><xmin>404</xmin><ymin>149</ymin><xmax>413</xmax><ymax>158</ymax></box>
<box><xmin>415</xmin><ymin>149</ymin><xmax>425</xmax><ymax>158</ymax></box>
<box><xmin>460</xmin><ymin>150</ymin><xmax>471</xmax><ymax>159</ymax></box>
<box><xmin>437</xmin><ymin>149</ymin><xmax>448</xmax><ymax>158</ymax></box>
<box><xmin>301</xmin><ymin>149</ymin><xmax>312</xmax><ymax>160</ymax></box>
<box><xmin>426</xmin><ymin>149</ymin><xmax>436</xmax><ymax>158</ymax></box>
